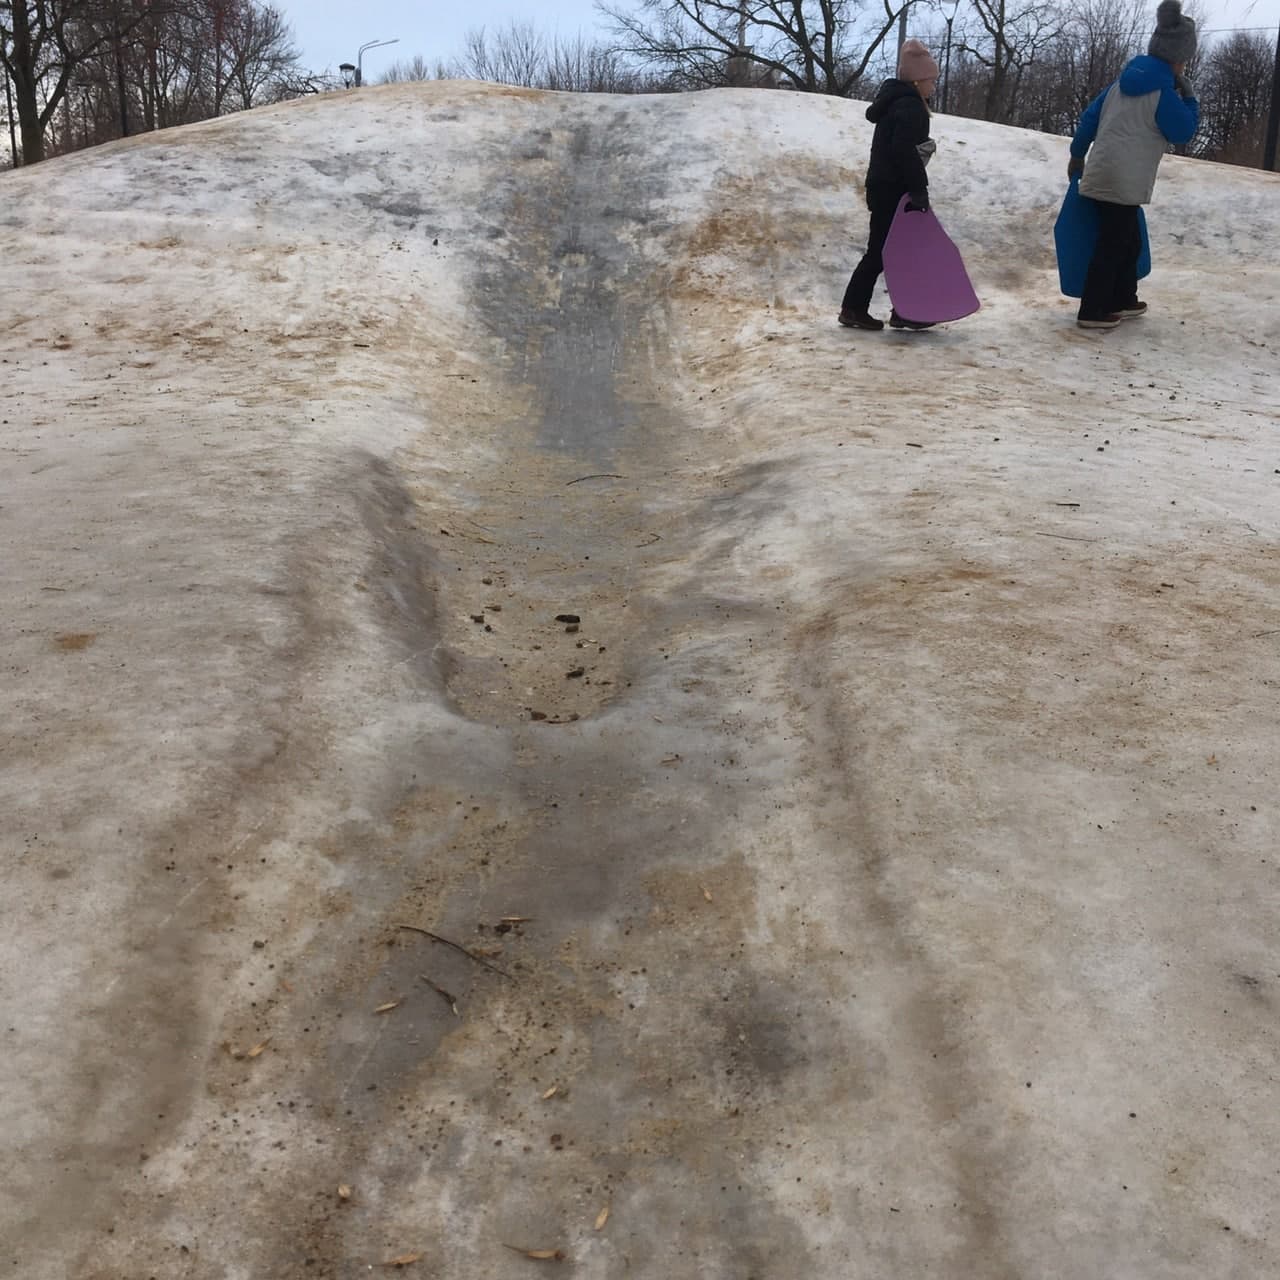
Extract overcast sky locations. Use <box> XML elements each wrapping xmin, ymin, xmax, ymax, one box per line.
<box><xmin>280</xmin><ymin>0</ymin><xmax>1280</xmax><ymax>76</ymax></box>
<box><xmin>284</xmin><ymin>0</ymin><xmax>614</xmax><ymax>74</ymax></box>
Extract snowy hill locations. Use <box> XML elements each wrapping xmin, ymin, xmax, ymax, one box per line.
<box><xmin>2</xmin><ymin>80</ymin><xmax>1278</xmax><ymax>1279</ymax></box>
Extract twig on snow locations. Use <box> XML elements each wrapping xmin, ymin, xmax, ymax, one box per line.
<box><xmin>395</xmin><ymin>924</ymin><xmax>513</xmax><ymax>978</ymax></box>
<box><xmin>419</xmin><ymin>974</ymin><xmax>460</xmax><ymax>1016</ymax></box>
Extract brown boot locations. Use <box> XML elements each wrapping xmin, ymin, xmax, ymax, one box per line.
<box><xmin>1077</xmin><ymin>314</ymin><xmax>1121</xmax><ymax>330</ymax></box>
<box><xmin>889</xmin><ymin>309</ymin><xmax>935</xmax><ymax>331</ymax></box>
<box><xmin>838</xmin><ymin>309</ymin><xmax>884</xmax><ymax>331</ymax></box>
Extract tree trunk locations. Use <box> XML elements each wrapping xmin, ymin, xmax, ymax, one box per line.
<box><xmin>115</xmin><ymin>22</ymin><xmax>131</xmax><ymax>137</ymax></box>
<box><xmin>4</xmin><ymin>73</ymin><xmax>18</xmax><ymax>167</ymax></box>
<box><xmin>17</xmin><ymin>97</ymin><xmax>43</xmax><ymax>163</ymax></box>
<box><xmin>1264</xmin><ymin>24</ymin><xmax>1280</xmax><ymax>171</ymax></box>
<box><xmin>986</xmin><ymin>43</ymin><xmax>1010</xmax><ymax>119</ymax></box>
<box><xmin>213</xmin><ymin>1</ymin><xmax>226</xmax><ymax>116</ymax></box>
<box><xmin>145</xmin><ymin>39</ymin><xmax>158</xmax><ymax>131</ymax></box>
<box><xmin>8</xmin><ymin>0</ymin><xmax>45</xmax><ymax>163</ymax></box>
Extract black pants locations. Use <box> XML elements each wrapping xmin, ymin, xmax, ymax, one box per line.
<box><xmin>1080</xmin><ymin>199</ymin><xmax>1141</xmax><ymax>320</ymax></box>
<box><xmin>842</xmin><ymin>188</ymin><xmax>902</xmax><ymax>315</ymax></box>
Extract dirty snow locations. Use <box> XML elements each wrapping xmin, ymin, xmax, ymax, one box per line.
<box><xmin>1</xmin><ymin>80</ymin><xmax>1278</xmax><ymax>1278</ymax></box>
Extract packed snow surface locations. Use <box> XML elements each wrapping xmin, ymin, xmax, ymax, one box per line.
<box><xmin>2</xmin><ymin>80</ymin><xmax>1278</xmax><ymax>1278</ymax></box>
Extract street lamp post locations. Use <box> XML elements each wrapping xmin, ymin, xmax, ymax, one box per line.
<box><xmin>353</xmin><ymin>37</ymin><xmax>399</xmax><ymax>87</ymax></box>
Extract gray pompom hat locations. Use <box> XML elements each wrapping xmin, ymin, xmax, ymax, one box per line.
<box><xmin>1148</xmin><ymin>0</ymin><xmax>1197</xmax><ymax>64</ymax></box>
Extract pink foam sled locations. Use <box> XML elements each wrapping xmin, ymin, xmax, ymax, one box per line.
<box><xmin>882</xmin><ymin>195</ymin><xmax>980</xmax><ymax>325</ymax></box>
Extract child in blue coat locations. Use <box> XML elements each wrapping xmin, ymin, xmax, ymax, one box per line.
<box><xmin>1068</xmin><ymin>1</ymin><xmax>1199</xmax><ymax>329</ymax></box>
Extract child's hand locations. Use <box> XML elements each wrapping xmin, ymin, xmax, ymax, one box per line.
<box><xmin>905</xmin><ymin>190</ymin><xmax>929</xmax><ymax>213</ymax></box>
<box><xmin>1173</xmin><ymin>73</ymin><xmax>1195</xmax><ymax>99</ymax></box>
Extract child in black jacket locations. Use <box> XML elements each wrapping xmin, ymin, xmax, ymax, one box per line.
<box><xmin>840</xmin><ymin>40</ymin><xmax>938</xmax><ymax>332</ymax></box>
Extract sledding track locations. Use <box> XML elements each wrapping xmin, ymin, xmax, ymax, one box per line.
<box><xmin>2</xmin><ymin>82</ymin><xmax>1279</xmax><ymax>1279</ymax></box>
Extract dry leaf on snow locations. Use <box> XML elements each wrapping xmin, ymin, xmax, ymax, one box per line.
<box><xmin>503</xmin><ymin>1244</ymin><xmax>566</xmax><ymax>1261</ymax></box>
<box><xmin>594</xmin><ymin>1205</ymin><xmax>610</xmax><ymax>1230</ymax></box>
<box><xmin>337</xmin><ymin>1185</ymin><xmax>352</xmax><ymax>1201</ymax></box>
<box><xmin>246</xmin><ymin>1038</ymin><xmax>271</xmax><ymax>1059</ymax></box>
<box><xmin>374</xmin><ymin>1001</ymin><xmax>400</xmax><ymax>1014</ymax></box>
<box><xmin>383</xmin><ymin>1253</ymin><xmax>423</xmax><ymax>1267</ymax></box>
<box><xmin>701</xmin><ymin>886</ymin><xmax>713</xmax><ymax>902</ymax></box>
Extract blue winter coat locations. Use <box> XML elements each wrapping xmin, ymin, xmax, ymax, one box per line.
<box><xmin>1071</xmin><ymin>56</ymin><xmax>1199</xmax><ymax>206</ymax></box>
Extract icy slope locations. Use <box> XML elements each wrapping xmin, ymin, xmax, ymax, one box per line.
<box><xmin>1</xmin><ymin>81</ymin><xmax>1278</xmax><ymax>1280</ymax></box>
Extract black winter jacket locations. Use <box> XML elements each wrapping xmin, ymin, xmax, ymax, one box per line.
<box><xmin>863</xmin><ymin>79</ymin><xmax>930</xmax><ymax>204</ymax></box>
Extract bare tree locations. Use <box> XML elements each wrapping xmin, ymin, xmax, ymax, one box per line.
<box><xmin>543</xmin><ymin>31</ymin><xmax>652</xmax><ymax>92</ymax></box>
<box><xmin>954</xmin><ymin>0</ymin><xmax>1063</xmax><ymax>121</ymax></box>
<box><xmin>456</xmin><ymin>21</ymin><xmax>547</xmax><ymax>88</ymax></box>
<box><xmin>220</xmin><ymin>1</ymin><xmax>298</xmax><ymax>111</ymax></box>
<box><xmin>1065</xmin><ymin>0</ymin><xmax>1144</xmax><ymax>112</ymax></box>
<box><xmin>189</xmin><ymin>0</ymin><xmax>299</xmax><ymax>117</ymax></box>
<box><xmin>430</xmin><ymin>20</ymin><xmax>666</xmax><ymax>93</ymax></box>
<box><xmin>3</xmin><ymin>66</ymin><xmax>17</xmax><ymax>164</ymax></box>
<box><xmin>991</xmin><ymin>0</ymin><xmax>1144</xmax><ymax>135</ymax></box>
<box><xmin>380</xmin><ymin>53</ymin><xmax>448</xmax><ymax>83</ymax></box>
<box><xmin>917</xmin><ymin>3</ymin><xmax>1273</xmax><ymax>173</ymax></box>
<box><xmin>141</xmin><ymin>3</ymin><xmax>209</xmax><ymax>128</ymax></box>
<box><xmin>0</xmin><ymin>0</ymin><xmax>158</xmax><ymax>163</ymax></box>
<box><xmin>1195</xmin><ymin>30</ymin><xmax>1273</xmax><ymax>165</ymax></box>
<box><xmin>8</xmin><ymin>0</ymin><xmax>308</xmax><ymax>161</ymax></box>
<box><xmin>598</xmin><ymin>0</ymin><xmax>910</xmax><ymax>94</ymax></box>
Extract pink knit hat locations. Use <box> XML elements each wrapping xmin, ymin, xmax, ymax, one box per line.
<box><xmin>898</xmin><ymin>39</ymin><xmax>939</xmax><ymax>83</ymax></box>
